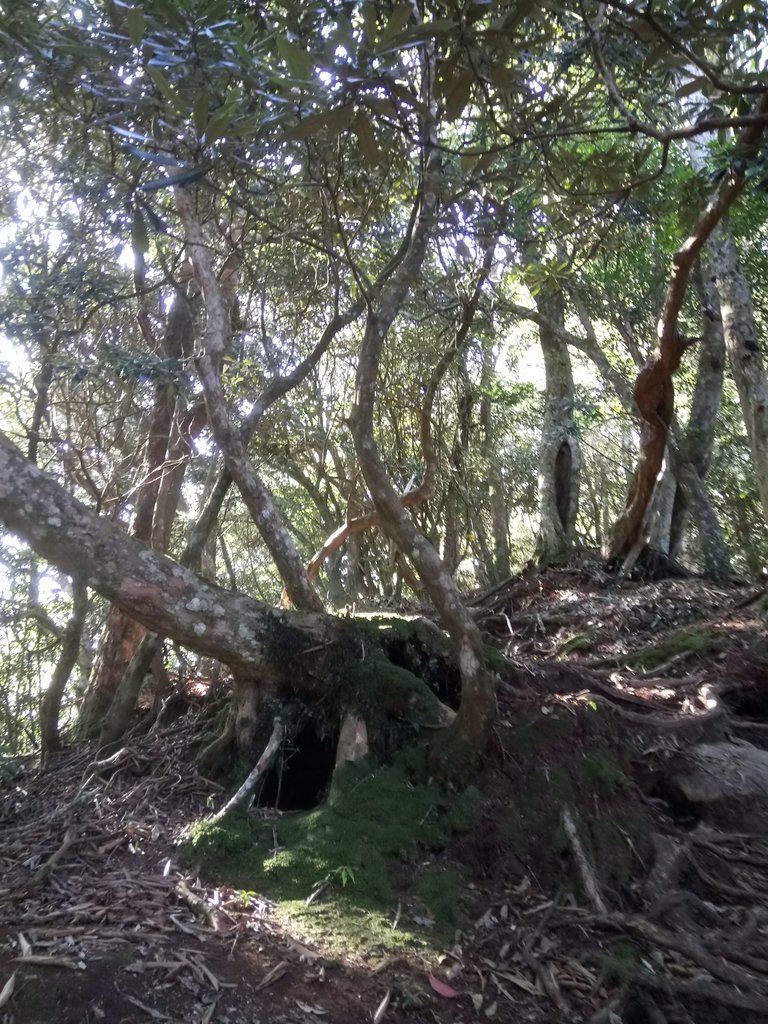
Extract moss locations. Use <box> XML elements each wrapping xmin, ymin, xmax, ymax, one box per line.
<box><xmin>555</xmin><ymin>632</ymin><xmax>594</xmax><ymax>656</ymax></box>
<box><xmin>626</xmin><ymin>627</ymin><xmax>726</xmax><ymax>669</ymax></box>
<box><xmin>365</xmin><ymin>654</ymin><xmax>452</xmax><ymax>728</ymax></box>
<box><xmin>581</xmin><ymin>747</ymin><xmax>628</xmax><ymax>793</ymax></box>
<box><xmin>505</xmin><ymin>712</ymin><xmax>575</xmax><ymax>758</ymax></box>
<box><xmin>484</xmin><ymin>645</ymin><xmax>512</xmax><ymax>672</ymax></box>
<box><xmin>414</xmin><ymin>865</ymin><xmax>466</xmax><ymax>928</ymax></box>
<box><xmin>181</xmin><ymin>750</ymin><xmax>480</xmax><ymax>954</ymax></box>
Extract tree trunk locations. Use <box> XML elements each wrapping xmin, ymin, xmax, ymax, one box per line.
<box><xmin>39</xmin><ymin>576</ymin><xmax>89</xmax><ymax>754</ymax></box>
<box><xmin>669</xmin><ymin>258</ymin><xmax>728</xmax><ymax>566</ymax></box>
<box><xmin>607</xmin><ymin>92</ymin><xmax>768</xmax><ymax>566</ymax></box>
<box><xmin>79</xmin><ymin>295</ymin><xmax>196</xmax><ymax>735</ymax></box>
<box><xmin>174</xmin><ymin>189</ymin><xmax>323</xmax><ymax>613</ymax></box>
<box><xmin>709</xmin><ymin>223</ymin><xmax>768</xmax><ymax>524</ymax></box>
<box><xmin>533</xmin><ymin>285</ymin><xmax>580</xmax><ymax>564</ymax></box>
<box><xmin>0</xmin><ymin>430</ymin><xmax>459</xmax><ymax>752</ymax></box>
<box><xmin>479</xmin><ymin>337</ymin><xmax>511</xmax><ymax>582</ymax></box>
<box><xmin>668</xmin><ymin>450</ymin><xmax>732</xmax><ymax>579</ymax></box>
<box><xmin>648</xmin><ymin>463</ymin><xmax>675</xmax><ymax>556</ymax></box>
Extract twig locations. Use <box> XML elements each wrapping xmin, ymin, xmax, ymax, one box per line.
<box><xmin>561</xmin><ymin>806</ymin><xmax>607</xmax><ymax>913</ymax></box>
<box><xmin>31</xmin><ymin>826</ymin><xmax>77</xmax><ymax>885</ymax></box>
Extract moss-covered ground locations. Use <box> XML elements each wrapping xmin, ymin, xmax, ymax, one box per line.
<box><xmin>182</xmin><ymin>747</ymin><xmax>481</xmax><ymax>957</ymax></box>
<box><xmin>624</xmin><ymin>625</ymin><xmax>728</xmax><ymax>669</ymax></box>
<box><xmin>182</xmin><ymin>695</ymin><xmax>656</xmax><ymax>961</ymax></box>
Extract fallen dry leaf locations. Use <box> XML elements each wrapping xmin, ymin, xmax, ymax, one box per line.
<box><xmin>254</xmin><ymin>960</ymin><xmax>288</xmax><ymax>991</ymax></box>
<box><xmin>372</xmin><ymin>987</ymin><xmax>391</xmax><ymax>1024</ymax></box>
<box><xmin>295</xmin><ymin>999</ymin><xmax>327</xmax><ymax>1015</ymax></box>
<box><xmin>428</xmin><ymin>974</ymin><xmax>459</xmax><ymax>998</ymax></box>
<box><xmin>201</xmin><ymin>997</ymin><xmax>218</xmax><ymax>1024</ymax></box>
<box><xmin>0</xmin><ymin>971</ymin><xmax>17</xmax><ymax>1008</ymax></box>
<box><xmin>490</xmin><ymin>968</ymin><xmax>538</xmax><ymax>996</ymax></box>
<box><xmin>125</xmin><ymin>994</ymin><xmax>171</xmax><ymax>1020</ymax></box>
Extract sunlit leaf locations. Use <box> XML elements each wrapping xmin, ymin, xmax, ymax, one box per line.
<box><xmin>276</xmin><ymin>36</ymin><xmax>314</xmax><ymax>80</ymax></box>
<box><xmin>445</xmin><ymin>69</ymin><xmax>474</xmax><ymax>121</ymax></box>
<box><xmin>380</xmin><ymin>3</ymin><xmax>413</xmax><ymax>42</ymax></box>
<box><xmin>140</xmin><ymin>166</ymin><xmax>209</xmax><ymax>191</ymax></box>
<box><xmin>675</xmin><ymin>76</ymin><xmax>712</xmax><ymax>98</ymax></box>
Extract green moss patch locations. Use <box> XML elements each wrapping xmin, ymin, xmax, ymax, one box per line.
<box><xmin>493</xmin><ymin>711</ymin><xmax>649</xmax><ymax>898</ymax></box>
<box><xmin>182</xmin><ymin>749</ymin><xmax>480</xmax><ymax>955</ymax></box>
<box><xmin>625</xmin><ymin>627</ymin><xmax>727</xmax><ymax>670</ymax></box>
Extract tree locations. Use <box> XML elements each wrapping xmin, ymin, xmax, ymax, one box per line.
<box><xmin>1</xmin><ymin>0</ymin><xmax>768</xmax><ymax>764</ymax></box>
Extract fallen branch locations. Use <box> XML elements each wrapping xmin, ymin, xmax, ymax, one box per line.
<box><xmin>562</xmin><ymin>806</ymin><xmax>607</xmax><ymax>913</ymax></box>
<box><xmin>212</xmin><ymin>717</ymin><xmax>285</xmax><ymax>822</ymax></box>
<box><xmin>602</xmin><ymin>913</ymin><xmax>768</xmax><ymax>995</ymax></box>
<box><xmin>31</xmin><ymin>826</ymin><xmax>77</xmax><ymax>886</ymax></box>
<box><xmin>635</xmin><ymin>967</ymin><xmax>768</xmax><ymax>1014</ymax></box>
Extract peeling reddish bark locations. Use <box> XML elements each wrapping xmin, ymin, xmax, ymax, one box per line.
<box><xmin>607</xmin><ymin>92</ymin><xmax>768</xmax><ymax>566</ymax></box>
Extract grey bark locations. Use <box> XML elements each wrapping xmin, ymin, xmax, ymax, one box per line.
<box><xmin>509</xmin><ymin>293</ymin><xmax>731</xmax><ymax>577</ymax></box>
<box><xmin>479</xmin><ymin>336</ymin><xmax>511</xmax><ymax>582</ymax></box>
<box><xmin>533</xmin><ymin>285</ymin><xmax>580</xmax><ymax>563</ymax></box>
<box><xmin>668</xmin><ymin>258</ymin><xmax>728</xmax><ymax>569</ymax></box>
<box><xmin>175</xmin><ymin>188</ymin><xmax>323</xmax><ymax>612</ymax></box>
<box><xmin>39</xmin><ymin>576</ymin><xmax>89</xmax><ymax>754</ymax></box>
<box><xmin>709</xmin><ymin>223</ymin><xmax>768</xmax><ymax>524</ymax></box>
<box><xmin>0</xmin><ymin>430</ymin><xmax>452</xmax><ymax>728</ymax></box>
<box><xmin>347</xmin><ymin>55</ymin><xmax>495</xmax><ymax>750</ymax></box>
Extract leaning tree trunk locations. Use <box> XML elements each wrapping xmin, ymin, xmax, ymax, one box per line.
<box><xmin>0</xmin><ymin>429</ymin><xmax>458</xmax><ymax>759</ymax></box>
<box><xmin>533</xmin><ymin>283</ymin><xmax>581</xmax><ymax>565</ymax></box>
<box><xmin>175</xmin><ymin>188</ymin><xmax>323</xmax><ymax>614</ymax></box>
<box><xmin>343</xmin><ymin>42</ymin><xmax>496</xmax><ymax>754</ymax></box>
<box><xmin>607</xmin><ymin>91</ymin><xmax>768</xmax><ymax>567</ymax></box>
<box><xmin>39</xmin><ymin>576</ymin><xmax>89</xmax><ymax>755</ymax></box>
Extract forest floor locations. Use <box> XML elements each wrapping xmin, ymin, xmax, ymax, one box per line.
<box><xmin>1</xmin><ymin>565</ymin><xmax>768</xmax><ymax>1024</ymax></box>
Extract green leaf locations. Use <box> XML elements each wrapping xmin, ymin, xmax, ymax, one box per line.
<box><xmin>126</xmin><ymin>5</ymin><xmax>144</xmax><ymax>48</ymax></box>
<box><xmin>444</xmin><ymin>69</ymin><xmax>474</xmax><ymax>121</ymax></box>
<box><xmin>381</xmin><ymin>3</ymin><xmax>412</xmax><ymax>42</ymax></box>
<box><xmin>281</xmin><ymin>110</ymin><xmax>332</xmax><ymax>141</ymax></box>
<box><xmin>146</xmin><ymin>66</ymin><xmax>183</xmax><ymax>114</ymax></box>
<box><xmin>203</xmin><ymin>110</ymin><xmax>233</xmax><ymax>145</ymax></box>
<box><xmin>110</xmin><ymin>125</ymin><xmax>155</xmax><ymax>144</ymax></box>
<box><xmin>361</xmin><ymin>2</ymin><xmax>378</xmax><ymax>48</ymax></box>
<box><xmin>276</xmin><ymin>36</ymin><xmax>314</xmax><ymax>80</ymax></box>
<box><xmin>281</xmin><ymin>105</ymin><xmax>353</xmax><ymax>142</ymax></box>
<box><xmin>125</xmin><ymin>145</ymin><xmax>186</xmax><ymax>167</ymax></box>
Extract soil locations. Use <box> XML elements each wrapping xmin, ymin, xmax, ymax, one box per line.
<box><xmin>1</xmin><ymin>567</ymin><xmax>768</xmax><ymax>1024</ymax></box>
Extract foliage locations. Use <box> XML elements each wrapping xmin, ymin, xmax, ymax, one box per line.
<box><xmin>0</xmin><ymin>0</ymin><xmax>766</xmax><ymax>747</ymax></box>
